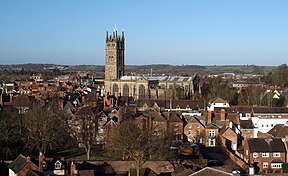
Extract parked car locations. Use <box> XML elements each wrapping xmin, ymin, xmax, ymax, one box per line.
<box><xmin>208</xmin><ymin>160</ymin><xmax>224</xmax><ymax>166</ymax></box>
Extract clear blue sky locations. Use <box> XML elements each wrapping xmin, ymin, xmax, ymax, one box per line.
<box><xmin>1</xmin><ymin>0</ymin><xmax>288</xmax><ymax>66</ymax></box>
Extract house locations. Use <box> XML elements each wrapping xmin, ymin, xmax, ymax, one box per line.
<box><xmin>167</xmin><ymin>112</ymin><xmax>184</xmax><ymax>141</ymax></box>
<box><xmin>184</xmin><ymin>116</ymin><xmax>205</xmax><ymax>144</ymax></box>
<box><xmin>39</xmin><ymin>153</ymin><xmax>67</xmax><ymax>175</ymax></box>
<box><xmin>240</xmin><ymin>120</ymin><xmax>256</xmax><ymax>145</ymax></box>
<box><xmin>207</xmin><ymin>97</ymin><xmax>230</xmax><ymax>111</ymax></box>
<box><xmin>251</xmin><ymin>107</ymin><xmax>288</xmax><ymax>133</ymax></box>
<box><xmin>204</xmin><ymin>123</ymin><xmax>219</xmax><ymax>147</ymax></box>
<box><xmin>219</xmin><ymin>120</ymin><xmax>242</xmax><ymax>151</ymax></box>
<box><xmin>268</xmin><ymin>124</ymin><xmax>288</xmax><ymax>141</ymax></box>
<box><xmin>8</xmin><ymin>154</ymin><xmax>40</xmax><ymax>176</ymax></box>
<box><xmin>150</xmin><ymin>111</ymin><xmax>167</xmax><ymax>135</ymax></box>
<box><xmin>244</xmin><ymin>138</ymin><xmax>286</xmax><ymax>174</ymax></box>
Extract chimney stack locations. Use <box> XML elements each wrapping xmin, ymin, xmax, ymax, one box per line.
<box><xmin>207</xmin><ymin>111</ymin><xmax>212</xmax><ymax>124</ymax></box>
<box><xmin>220</xmin><ymin>108</ymin><xmax>226</xmax><ymax>121</ymax></box>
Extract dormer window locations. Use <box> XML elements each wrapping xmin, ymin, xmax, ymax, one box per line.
<box><xmin>55</xmin><ymin>160</ymin><xmax>62</xmax><ymax>169</ymax></box>
<box><xmin>176</xmin><ymin>105</ymin><xmax>180</xmax><ymax>109</ymax></box>
<box><xmin>42</xmin><ymin>161</ymin><xmax>47</xmax><ymax>170</ymax></box>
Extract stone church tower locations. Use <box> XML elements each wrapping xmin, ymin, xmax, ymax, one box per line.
<box><xmin>105</xmin><ymin>30</ymin><xmax>125</xmax><ymax>80</ymax></box>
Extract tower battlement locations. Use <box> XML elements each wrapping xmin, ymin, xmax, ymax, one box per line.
<box><xmin>105</xmin><ymin>30</ymin><xmax>125</xmax><ymax>80</ymax></box>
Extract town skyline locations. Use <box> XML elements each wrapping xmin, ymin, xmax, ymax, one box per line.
<box><xmin>1</xmin><ymin>1</ymin><xmax>288</xmax><ymax>66</ymax></box>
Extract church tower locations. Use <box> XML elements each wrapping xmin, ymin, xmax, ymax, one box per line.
<box><xmin>105</xmin><ymin>30</ymin><xmax>125</xmax><ymax>80</ymax></box>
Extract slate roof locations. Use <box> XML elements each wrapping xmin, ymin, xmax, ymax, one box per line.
<box><xmin>268</xmin><ymin>124</ymin><xmax>288</xmax><ymax>138</ymax></box>
<box><xmin>168</xmin><ymin>112</ymin><xmax>182</xmax><ymax>122</ymax></box>
<box><xmin>171</xmin><ymin>100</ymin><xmax>204</xmax><ymax>110</ymax></box>
<box><xmin>150</xmin><ymin>111</ymin><xmax>167</xmax><ymax>122</ymax></box>
<box><xmin>209</xmin><ymin>97</ymin><xmax>228</xmax><ymax>104</ymax></box>
<box><xmin>253</xmin><ymin>107</ymin><xmax>288</xmax><ymax>114</ymax></box>
<box><xmin>240</xmin><ymin>120</ymin><xmax>255</xmax><ymax>129</ymax></box>
<box><xmin>271</xmin><ymin>158</ymin><xmax>284</xmax><ymax>163</ymax></box>
<box><xmin>247</xmin><ymin>138</ymin><xmax>286</xmax><ymax>152</ymax></box>
<box><xmin>205</xmin><ymin>123</ymin><xmax>218</xmax><ymax>129</ymax></box>
<box><xmin>8</xmin><ymin>154</ymin><xmax>28</xmax><ymax>173</ymax></box>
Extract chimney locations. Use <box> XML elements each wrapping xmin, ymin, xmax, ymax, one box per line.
<box><xmin>207</xmin><ymin>111</ymin><xmax>212</xmax><ymax>124</ymax></box>
<box><xmin>225</xmin><ymin>118</ymin><xmax>230</xmax><ymax>128</ymax></box>
<box><xmin>39</xmin><ymin>152</ymin><xmax>45</xmax><ymax>172</ymax></box>
<box><xmin>70</xmin><ymin>161</ymin><xmax>77</xmax><ymax>176</ymax></box>
<box><xmin>220</xmin><ymin>108</ymin><xmax>226</xmax><ymax>121</ymax></box>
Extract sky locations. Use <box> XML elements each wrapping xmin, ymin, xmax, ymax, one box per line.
<box><xmin>1</xmin><ymin>0</ymin><xmax>288</xmax><ymax>66</ymax></box>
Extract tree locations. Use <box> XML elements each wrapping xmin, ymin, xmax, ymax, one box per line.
<box><xmin>272</xmin><ymin>64</ymin><xmax>288</xmax><ymax>89</ymax></box>
<box><xmin>69</xmin><ymin>106</ymin><xmax>97</xmax><ymax>160</ymax></box>
<box><xmin>23</xmin><ymin>105</ymin><xmax>68</xmax><ymax>155</ymax></box>
<box><xmin>105</xmin><ymin>120</ymin><xmax>175</xmax><ymax>176</ymax></box>
<box><xmin>0</xmin><ymin>107</ymin><xmax>23</xmax><ymax>159</ymax></box>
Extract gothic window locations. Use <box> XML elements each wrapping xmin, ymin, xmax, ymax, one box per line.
<box><xmin>138</xmin><ymin>84</ymin><xmax>145</xmax><ymax>98</ymax></box>
<box><xmin>123</xmin><ymin>84</ymin><xmax>129</xmax><ymax>96</ymax></box>
<box><xmin>113</xmin><ymin>84</ymin><xmax>118</xmax><ymax>94</ymax></box>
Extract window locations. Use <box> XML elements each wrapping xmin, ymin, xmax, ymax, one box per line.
<box><xmin>209</xmin><ymin>139</ymin><xmax>215</xmax><ymax>147</ymax></box>
<box><xmin>188</xmin><ymin>124</ymin><xmax>192</xmax><ymax>128</ymax></box>
<box><xmin>253</xmin><ymin>153</ymin><xmax>258</xmax><ymax>158</ymax></box>
<box><xmin>55</xmin><ymin>160</ymin><xmax>62</xmax><ymax>169</ymax></box>
<box><xmin>175</xmin><ymin>122</ymin><xmax>178</xmax><ymax>126</ymax></box>
<box><xmin>123</xmin><ymin>84</ymin><xmax>129</xmax><ymax>96</ymax></box>
<box><xmin>209</xmin><ymin>130</ymin><xmax>215</xmax><ymax>137</ymax></box>
<box><xmin>263</xmin><ymin>162</ymin><xmax>268</xmax><ymax>168</ymax></box>
<box><xmin>274</xmin><ymin>152</ymin><xmax>280</xmax><ymax>157</ymax></box>
<box><xmin>262</xmin><ymin>152</ymin><xmax>269</xmax><ymax>158</ymax></box>
<box><xmin>188</xmin><ymin>130</ymin><xmax>192</xmax><ymax>135</ymax></box>
<box><xmin>271</xmin><ymin>163</ymin><xmax>282</xmax><ymax>168</ymax></box>
<box><xmin>42</xmin><ymin>161</ymin><xmax>47</xmax><ymax>170</ymax></box>
<box><xmin>248</xmin><ymin>135</ymin><xmax>252</xmax><ymax>138</ymax></box>
<box><xmin>197</xmin><ymin>125</ymin><xmax>200</xmax><ymax>128</ymax></box>
<box><xmin>271</xmin><ymin>124</ymin><xmax>274</xmax><ymax>127</ymax></box>
<box><xmin>196</xmin><ymin>130</ymin><xmax>200</xmax><ymax>135</ymax></box>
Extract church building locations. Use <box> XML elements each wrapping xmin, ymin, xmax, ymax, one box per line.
<box><xmin>104</xmin><ymin>30</ymin><xmax>201</xmax><ymax>100</ymax></box>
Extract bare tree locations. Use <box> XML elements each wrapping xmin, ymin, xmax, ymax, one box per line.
<box><xmin>23</xmin><ymin>105</ymin><xmax>68</xmax><ymax>155</ymax></box>
<box><xmin>69</xmin><ymin>106</ymin><xmax>97</xmax><ymax>160</ymax></box>
<box><xmin>105</xmin><ymin>120</ymin><xmax>175</xmax><ymax>176</ymax></box>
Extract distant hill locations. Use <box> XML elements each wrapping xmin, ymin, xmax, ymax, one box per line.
<box><xmin>0</xmin><ymin>64</ymin><xmax>276</xmax><ymax>76</ymax></box>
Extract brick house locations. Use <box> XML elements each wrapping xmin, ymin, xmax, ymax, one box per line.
<box><xmin>240</xmin><ymin>119</ymin><xmax>256</xmax><ymax>145</ymax></box>
<box><xmin>166</xmin><ymin>112</ymin><xmax>184</xmax><ymax>141</ymax></box>
<box><xmin>244</xmin><ymin>138</ymin><xmax>286</xmax><ymax>174</ymax></box>
<box><xmin>183</xmin><ymin>116</ymin><xmax>205</xmax><ymax>144</ymax></box>
<box><xmin>150</xmin><ymin>111</ymin><xmax>167</xmax><ymax>135</ymax></box>
<box><xmin>8</xmin><ymin>154</ymin><xmax>40</xmax><ymax>176</ymax></box>
<box><xmin>204</xmin><ymin>124</ymin><xmax>219</xmax><ymax>147</ymax></box>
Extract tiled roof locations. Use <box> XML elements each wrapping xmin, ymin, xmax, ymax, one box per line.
<box><xmin>253</xmin><ymin>107</ymin><xmax>288</xmax><ymax>114</ymax></box>
<box><xmin>150</xmin><ymin>111</ymin><xmax>166</xmax><ymax>122</ymax></box>
<box><xmin>8</xmin><ymin>154</ymin><xmax>27</xmax><ymax>173</ymax></box>
<box><xmin>209</xmin><ymin>97</ymin><xmax>228</xmax><ymax>104</ymax></box>
<box><xmin>168</xmin><ymin>113</ymin><xmax>182</xmax><ymax>122</ymax></box>
<box><xmin>271</xmin><ymin>158</ymin><xmax>284</xmax><ymax>163</ymax></box>
<box><xmin>171</xmin><ymin>100</ymin><xmax>204</xmax><ymax>109</ymax></box>
<box><xmin>247</xmin><ymin>138</ymin><xmax>286</xmax><ymax>152</ymax></box>
<box><xmin>268</xmin><ymin>124</ymin><xmax>288</xmax><ymax>138</ymax></box>
<box><xmin>240</xmin><ymin>120</ymin><xmax>254</xmax><ymax>129</ymax></box>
